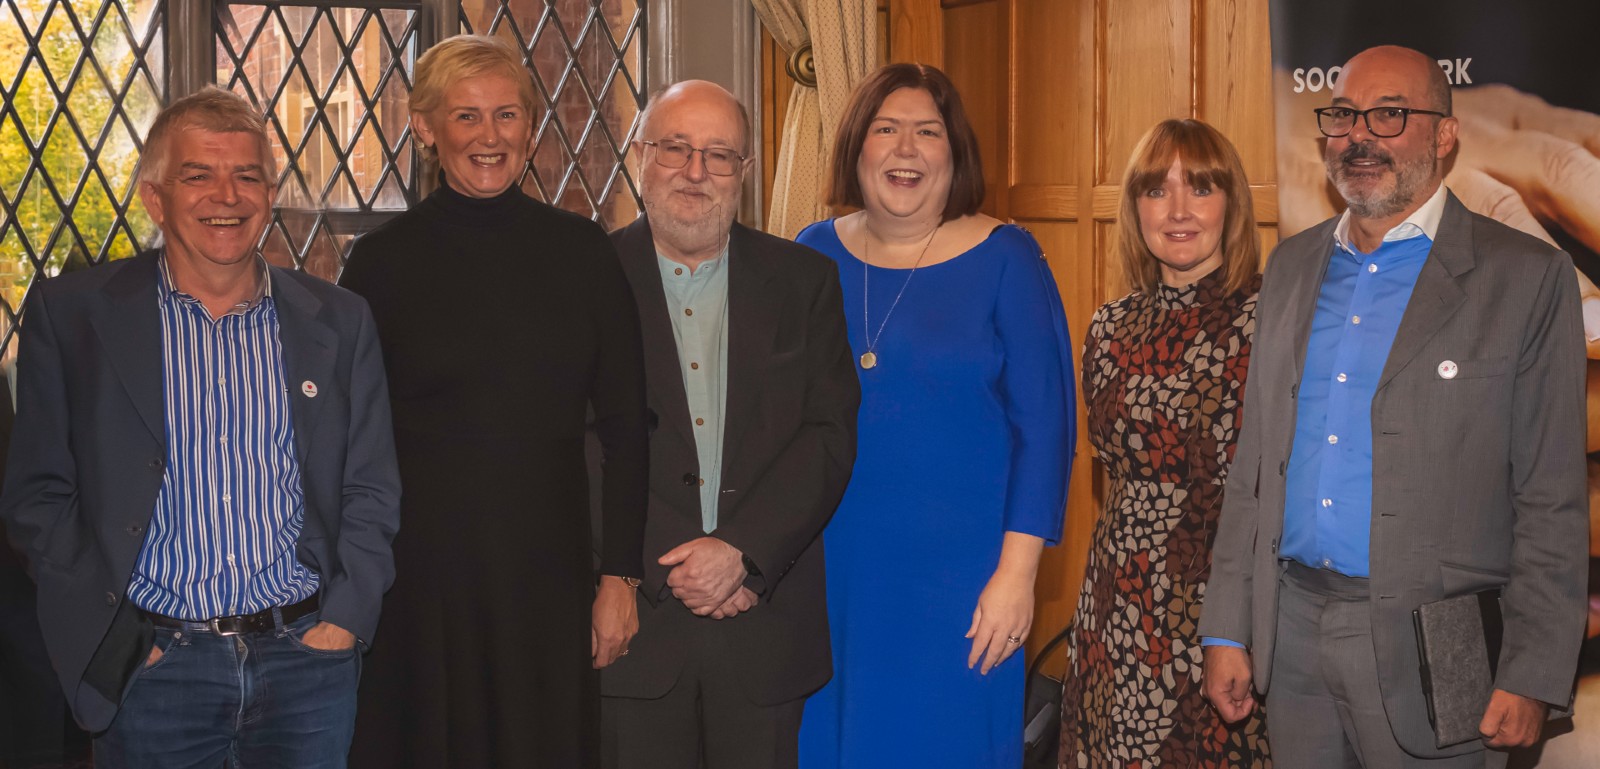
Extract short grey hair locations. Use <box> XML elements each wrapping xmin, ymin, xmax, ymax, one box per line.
<box><xmin>139</xmin><ymin>86</ymin><xmax>276</xmax><ymax>185</ymax></box>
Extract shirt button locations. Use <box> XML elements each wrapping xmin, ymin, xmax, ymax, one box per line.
<box><xmin>1336</xmin><ymin>373</ymin><xmax>1347</xmax><ymax>383</ymax></box>
<box><xmin>219</xmin><ymin>436</ymin><xmax>228</xmax><ymax>445</ymax></box>
<box><xmin>691</xmin><ymin>362</ymin><xmax>700</xmax><ymax>370</ymax></box>
<box><xmin>1367</xmin><ymin>263</ymin><xmax>1377</xmax><ymax>273</ymax></box>
<box><xmin>685</xmin><ymin>308</ymin><xmax>694</xmax><ymax>317</ymax></box>
<box><xmin>698</xmin><ymin>478</ymin><xmax>705</xmax><ymax>487</ymax></box>
<box><xmin>217</xmin><ymin>376</ymin><xmax>226</xmax><ymax>386</ymax></box>
<box><xmin>695</xmin><ymin>418</ymin><xmax>705</xmax><ymax>426</ymax></box>
<box><xmin>1351</xmin><ymin>315</ymin><xmax>1362</xmax><ymax>325</ymax></box>
<box><xmin>1321</xmin><ymin>558</ymin><xmax>1332</xmax><ymax>569</ymax></box>
<box><xmin>674</xmin><ymin>268</ymin><xmax>683</xmax><ymax>276</ymax></box>
<box><xmin>1328</xmin><ymin>434</ymin><xmax>1339</xmax><ymax>444</ymax></box>
<box><xmin>1322</xmin><ymin>498</ymin><xmax>1332</xmax><ymax>507</ymax></box>
<box><xmin>221</xmin><ymin>493</ymin><xmax>232</xmax><ymax>503</ymax></box>
<box><xmin>227</xmin><ymin>554</ymin><xmax>236</xmax><ymax>564</ymax></box>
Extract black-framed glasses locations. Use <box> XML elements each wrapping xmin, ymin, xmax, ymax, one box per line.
<box><xmin>1314</xmin><ymin>106</ymin><xmax>1449</xmax><ymax>138</ymax></box>
<box><xmin>640</xmin><ymin>140</ymin><xmax>747</xmax><ymax>176</ymax></box>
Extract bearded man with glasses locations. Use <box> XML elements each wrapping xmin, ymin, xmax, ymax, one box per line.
<box><xmin>595</xmin><ymin>80</ymin><xmax>859</xmax><ymax>769</ymax></box>
<box><xmin>1200</xmin><ymin>44</ymin><xmax>1588</xmax><ymax>768</ymax></box>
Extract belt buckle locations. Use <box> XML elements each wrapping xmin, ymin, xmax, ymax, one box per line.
<box><xmin>207</xmin><ymin>617</ymin><xmax>243</xmax><ymax>637</ymax></box>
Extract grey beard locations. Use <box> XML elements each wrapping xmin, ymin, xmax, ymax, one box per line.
<box><xmin>1329</xmin><ymin>140</ymin><xmax>1438</xmax><ymax>221</ymax></box>
<box><xmin>643</xmin><ymin>196</ymin><xmax>737</xmax><ymax>255</ymax></box>
<box><xmin>1342</xmin><ymin>182</ymin><xmax>1416</xmax><ymax>220</ymax></box>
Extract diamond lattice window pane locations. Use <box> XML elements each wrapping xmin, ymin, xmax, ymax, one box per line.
<box><xmin>0</xmin><ymin>0</ymin><xmax>166</xmax><ymax>357</ymax></box>
<box><xmin>460</xmin><ymin>0</ymin><xmax>645</xmax><ymax>229</ymax></box>
<box><xmin>217</xmin><ymin>1</ymin><xmax>420</xmax><ymax>275</ymax></box>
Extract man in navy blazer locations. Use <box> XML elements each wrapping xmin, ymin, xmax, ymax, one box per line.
<box><xmin>0</xmin><ymin>87</ymin><xmax>400</xmax><ymax>766</ymax></box>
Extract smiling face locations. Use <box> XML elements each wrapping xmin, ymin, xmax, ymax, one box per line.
<box><xmin>855</xmin><ymin>87</ymin><xmax>952</xmax><ymax>223</ymax></box>
<box><xmin>1136</xmin><ymin>158</ymin><xmax>1228</xmax><ymax>287</ymax></box>
<box><xmin>636</xmin><ymin>81</ymin><xmax>749</xmax><ymax>262</ymax></box>
<box><xmin>1323</xmin><ymin>47</ymin><xmax>1456</xmax><ymax>221</ymax></box>
<box><xmin>413</xmin><ymin>74</ymin><xmax>533</xmax><ymax>198</ymax></box>
<box><xmin>138</xmin><ymin>127</ymin><xmax>275</xmax><ymax>273</ymax></box>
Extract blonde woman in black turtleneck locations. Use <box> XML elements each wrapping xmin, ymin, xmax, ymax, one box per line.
<box><xmin>339</xmin><ymin>35</ymin><xmax>648</xmax><ymax>769</ymax></box>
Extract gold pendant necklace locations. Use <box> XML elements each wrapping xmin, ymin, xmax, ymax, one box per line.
<box><xmin>861</xmin><ymin>221</ymin><xmax>940</xmax><ymax>369</ymax></box>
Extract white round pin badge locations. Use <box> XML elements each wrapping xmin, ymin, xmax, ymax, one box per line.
<box><xmin>302</xmin><ymin>380</ymin><xmax>319</xmax><ymax>398</ymax></box>
<box><xmin>1437</xmin><ymin>360</ymin><xmax>1458</xmax><ymax>380</ymax></box>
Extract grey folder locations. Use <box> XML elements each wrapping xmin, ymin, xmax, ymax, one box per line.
<box><xmin>1412</xmin><ymin>590</ymin><xmax>1503</xmax><ymax>748</ymax></box>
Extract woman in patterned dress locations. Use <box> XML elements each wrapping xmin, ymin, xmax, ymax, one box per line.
<box><xmin>1060</xmin><ymin>119</ymin><xmax>1271</xmax><ymax>768</ymax></box>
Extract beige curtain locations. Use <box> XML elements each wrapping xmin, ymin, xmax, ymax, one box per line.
<box><xmin>753</xmin><ymin>0</ymin><xmax>877</xmax><ymax>239</ymax></box>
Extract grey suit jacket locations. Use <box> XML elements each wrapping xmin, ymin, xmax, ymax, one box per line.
<box><xmin>0</xmin><ymin>251</ymin><xmax>401</xmax><ymax>732</ymax></box>
<box><xmin>597</xmin><ymin>218</ymin><xmax>859</xmax><ymax>705</ymax></box>
<box><xmin>1198</xmin><ymin>193</ymin><xmax>1589</xmax><ymax>757</ymax></box>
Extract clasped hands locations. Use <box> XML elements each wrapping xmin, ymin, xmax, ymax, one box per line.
<box><xmin>661</xmin><ymin>536</ymin><xmax>758</xmax><ymax>619</ymax></box>
<box><xmin>1201</xmin><ymin>645</ymin><xmax>1549</xmax><ymax>748</ymax></box>
<box><xmin>592</xmin><ymin>538</ymin><xmax>756</xmax><ymax>669</ymax></box>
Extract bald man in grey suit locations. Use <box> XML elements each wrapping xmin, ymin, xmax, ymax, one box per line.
<box><xmin>1199</xmin><ymin>45</ymin><xmax>1588</xmax><ymax>768</ymax></box>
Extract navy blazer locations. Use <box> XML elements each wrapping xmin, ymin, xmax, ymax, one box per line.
<box><xmin>0</xmin><ymin>251</ymin><xmax>401</xmax><ymax>732</ymax></box>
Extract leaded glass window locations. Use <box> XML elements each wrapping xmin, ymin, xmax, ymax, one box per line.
<box><xmin>460</xmin><ymin>0</ymin><xmax>645</xmax><ymax>229</ymax></box>
<box><xmin>215</xmin><ymin>0</ymin><xmax>420</xmax><ymax>281</ymax></box>
<box><xmin>0</xmin><ymin>0</ymin><xmax>648</xmax><ymax>357</ymax></box>
<box><xmin>0</xmin><ymin>0</ymin><xmax>166</xmax><ymax>353</ymax></box>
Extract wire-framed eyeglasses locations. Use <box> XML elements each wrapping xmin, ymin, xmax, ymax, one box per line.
<box><xmin>641</xmin><ymin>140</ymin><xmax>747</xmax><ymax>176</ymax></box>
<box><xmin>1314</xmin><ymin>106</ymin><xmax>1448</xmax><ymax>138</ymax></box>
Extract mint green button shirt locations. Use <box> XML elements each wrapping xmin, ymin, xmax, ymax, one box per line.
<box><xmin>657</xmin><ymin>249</ymin><xmax>729</xmax><ymax>532</ymax></box>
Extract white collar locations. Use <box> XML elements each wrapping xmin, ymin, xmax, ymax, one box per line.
<box><xmin>1333</xmin><ymin>183</ymin><xmax>1449</xmax><ymax>255</ymax></box>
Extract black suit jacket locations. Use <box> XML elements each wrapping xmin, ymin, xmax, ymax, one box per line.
<box><xmin>0</xmin><ymin>251</ymin><xmax>402</xmax><ymax>731</ymax></box>
<box><xmin>598</xmin><ymin>218</ymin><xmax>859</xmax><ymax>705</ymax></box>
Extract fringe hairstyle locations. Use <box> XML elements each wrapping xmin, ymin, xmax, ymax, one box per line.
<box><xmin>1115</xmin><ymin>118</ymin><xmax>1260</xmax><ymax>296</ymax></box>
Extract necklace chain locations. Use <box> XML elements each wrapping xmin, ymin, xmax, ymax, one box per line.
<box><xmin>860</xmin><ymin>222</ymin><xmax>939</xmax><ymax>369</ymax></box>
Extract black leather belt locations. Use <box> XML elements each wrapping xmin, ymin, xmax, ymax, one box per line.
<box><xmin>145</xmin><ymin>593</ymin><xmax>319</xmax><ymax>636</ymax></box>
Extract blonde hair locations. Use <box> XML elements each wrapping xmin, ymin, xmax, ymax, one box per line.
<box><xmin>139</xmin><ymin>86</ymin><xmax>275</xmax><ymax>185</ymax></box>
<box><xmin>1115</xmin><ymin>119</ymin><xmax>1260</xmax><ymax>296</ymax></box>
<box><xmin>409</xmin><ymin>35</ymin><xmax>535</xmax><ymax>161</ymax></box>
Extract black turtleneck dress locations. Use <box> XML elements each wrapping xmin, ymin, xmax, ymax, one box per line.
<box><xmin>339</xmin><ymin>182</ymin><xmax>648</xmax><ymax>768</ymax></box>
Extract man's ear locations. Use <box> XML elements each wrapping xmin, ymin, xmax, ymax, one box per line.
<box><xmin>1435</xmin><ymin>115</ymin><xmax>1460</xmax><ymax>160</ymax></box>
<box><xmin>137</xmin><ymin>180</ymin><xmax>165</xmax><ymax>228</ymax></box>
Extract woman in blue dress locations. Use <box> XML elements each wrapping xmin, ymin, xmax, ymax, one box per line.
<box><xmin>797</xmin><ymin>63</ymin><xmax>1076</xmax><ymax>768</ymax></box>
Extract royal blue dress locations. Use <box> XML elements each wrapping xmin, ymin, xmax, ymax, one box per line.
<box><xmin>797</xmin><ymin>220</ymin><xmax>1076</xmax><ymax>768</ymax></box>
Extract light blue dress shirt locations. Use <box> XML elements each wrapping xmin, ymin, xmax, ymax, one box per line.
<box><xmin>1205</xmin><ymin>186</ymin><xmax>1448</xmax><ymax>649</ymax></box>
<box><xmin>657</xmin><ymin>249</ymin><xmax>729</xmax><ymax>533</ymax></box>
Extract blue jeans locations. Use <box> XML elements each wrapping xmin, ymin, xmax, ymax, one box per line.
<box><xmin>95</xmin><ymin>611</ymin><xmax>360</xmax><ymax>769</ymax></box>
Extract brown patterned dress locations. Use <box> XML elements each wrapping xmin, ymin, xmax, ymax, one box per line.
<box><xmin>1059</xmin><ymin>269</ymin><xmax>1270</xmax><ymax>769</ymax></box>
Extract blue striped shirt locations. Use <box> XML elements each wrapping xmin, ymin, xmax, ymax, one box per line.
<box><xmin>125</xmin><ymin>255</ymin><xmax>317</xmax><ymax>620</ymax></box>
